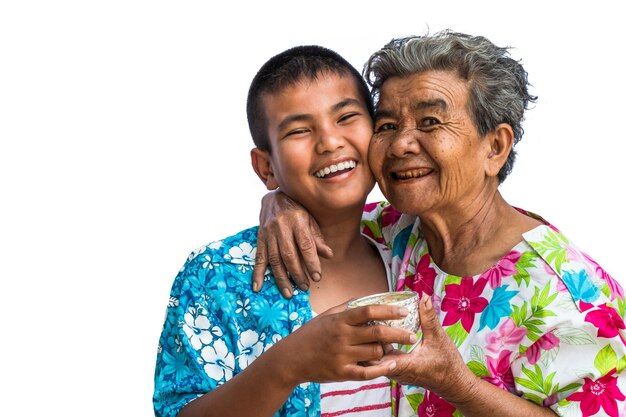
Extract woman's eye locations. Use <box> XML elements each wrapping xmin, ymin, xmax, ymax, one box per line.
<box><xmin>420</xmin><ymin>117</ymin><xmax>440</xmax><ymax>128</ymax></box>
<box><xmin>375</xmin><ymin>123</ymin><xmax>396</xmax><ymax>133</ymax></box>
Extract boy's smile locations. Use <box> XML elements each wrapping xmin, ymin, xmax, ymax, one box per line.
<box><xmin>258</xmin><ymin>72</ymin><xmax>375</xmax><ymax>221</ymax></box>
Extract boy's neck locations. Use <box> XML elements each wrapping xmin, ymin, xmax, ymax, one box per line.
<box><xmin>314</xmin><ymin>206</ymin><xmax>367</xmax><ymax>260</ymax></box>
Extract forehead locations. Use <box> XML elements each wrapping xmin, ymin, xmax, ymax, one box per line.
<box><xmin>261</xmin><ymin>72</ymin><xmax>365</xmax><ymax>123</ymax></box>
<box><xmin>377</xmin><ymin>70</ymin><xmax>469</xmax><ymax>114</ymax></box>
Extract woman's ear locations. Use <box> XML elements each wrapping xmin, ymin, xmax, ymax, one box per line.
<box><xmin>251</xmin><ymin>148</ymin><xmax>279</xmax><ymax>190</ymax></box>
<box><xmin>485</xmin><ymin>123</ymin><xmax>514</xmax><ymax>177</ymax></box>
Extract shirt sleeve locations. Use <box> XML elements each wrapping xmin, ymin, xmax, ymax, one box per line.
<box><xmin>153</xmin><ymin>255</ymin><xmax>236</xmax><ymax>417</ymax></box>
<box><xmin>361</xmin><ymin>201</ymin><xmax>403</xmax><ymax>249</ymax></box>
<box><xmin>510</xmin><ymin>287</ymin><xmax>626</xmax><ymax>416</ymax></box>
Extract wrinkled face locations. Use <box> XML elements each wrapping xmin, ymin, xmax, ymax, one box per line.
<box><xmin>369</xmin><ymin>70</ymin><xmax>493</xmax><ymax>216</ymax></box>
<box><xmin>263</xmin><ymin>72</ymin><xmax>375</xmax><ymax>219</ymax></box>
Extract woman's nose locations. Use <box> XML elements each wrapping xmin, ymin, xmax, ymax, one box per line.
<box><xmin>386</xmin><ymin>127</ymin><xmax>420</xmax><ymax>158</ymax></box>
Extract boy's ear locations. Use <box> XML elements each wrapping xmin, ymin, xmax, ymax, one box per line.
<box><xmin>484</xmin><ymin>123</ymin><xmax>514</xmax><ymax>177</ymax></box>
<box><xmin>250</xmin><ymin>148</ymin><xmax>279</xmax><ymax>190</ymax></box>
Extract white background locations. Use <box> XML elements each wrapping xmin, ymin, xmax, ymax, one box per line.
<box><xmin>1</xmin><ymin>1</ymin><xmax>623</xmax><ymax>415</ymax></box>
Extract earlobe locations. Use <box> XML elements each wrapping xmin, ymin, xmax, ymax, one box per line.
<box><xmin>485</xmin><ymin>124</ymin><xmax>514</xmax><ymax>176</ymax></box>
<box><xmin>250</xmin><ymin>148</ymin><xmax>279</xmax><ymax>190</ymax></box>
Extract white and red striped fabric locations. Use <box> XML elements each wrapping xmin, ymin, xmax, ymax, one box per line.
<box><xmin>319</xmin><ymin>376</ymin><xmax>392</xmax><ymax>417</ymax></box>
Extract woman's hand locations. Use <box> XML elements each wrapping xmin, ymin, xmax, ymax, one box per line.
<box><xmin>381</xmin><ymin>295</ymin><xmax>478</xmax><ymax>402</ymax></box>
<box><xmin>380</xmin><ymin>296</ymin><xmax>557</xmax><ymax>416</ymax></box>
<box><xmin>253</xmin><ymin>191</ymin><xmax>333</xmax><ymax>298</ymax></box>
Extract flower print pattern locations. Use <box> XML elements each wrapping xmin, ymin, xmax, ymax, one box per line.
<box><xmin>201</xmin><ymin>339</ymin><xmax>234</xmax><ymax>382</ymax></box>
<box><xmin>481</xmin><ymin>251</ymin><xmax>521</xmax><ymax>289</ymax></box>
<box><xmin>441</xmin><ymin>277</ymin><xmax>489</xmax><ymax>332</ymax></box>
<box><xmin>561</xmin><ymin>268</ymin><xmax>601</xmax><ymax>304</ymax></box>
<box><xmin>202</xmin><ymin>254</ymin><xmax>213</xmax><ymax>269</ymax></box>
<box><xmin>567</xmin><ymin>370</ymin><xmax>625</xmax><ymax>417</ymax></box>
<box><xmin>584</xmin><ymin>252</ymin><xmax>624</xmax><ymax>301</ymax></box>
<box><xmin>585</xmin><ymin>304</ymin><xmax>626</xmax><ymax>339</ymax></box>
<box><xmin>387</xmin><ymin>207</ymin><xmax>626</xmax><ymax>416</ymax></box>
<box><xmin>154</xmin><ymin>226</ymin><xmax>320</xmax><ymax>417</ymax></box>
<box><xmin>182</xmin><ymin>309</ymin><xmax>214</xmax><ymax>350</ymax></box>
<box><xmin>404</xmin><ymin>254</ymin><xmax>437</xmax><ymax>297</ymax></box>
<box><xmin>479</xmin><ymin>285</ymin><xmax>519</xmax><ymax>331</ymax></box>
<box><xmin>237</xmin><ymin>329</ymin><xmax>264</xmax><ymax>369</ymax></box>
<box><xmin>417</xmin><ymin>391</ymin><xmax>455</xmax><ymax>417</ymax></box>
<box><xmin>235</xmin><ymin>298</ymin><xmax>251</xmax><ymax>317</ymax></box>
<box><xmin>523</xmin><ymin>332</ymin><xmax>560</xmax><ymax>365</ymax></box>
<box><xmin>485</xmin><ymin>318</ymin><xmax>527</xmax><ymax>354</ymax></box>
<box><xmin>224</xmin><ymin>242</ymin><xmax>256</xmax><ymax>272</ymax></box>
<box><xmin>483</xmin><ymin>350</ymin><xmax>515</xmax><ymax>391</ymax></box>
<box><xmin>252</xmin><ymin>298</ymin><xmax>289</xmax><ymax>335</ymax></box>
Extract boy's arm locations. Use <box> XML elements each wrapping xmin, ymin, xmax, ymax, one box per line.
<box><xmin>178</xmin><ymin>305</ymin><xmax>416</xmax><ymax>417</ymax></box>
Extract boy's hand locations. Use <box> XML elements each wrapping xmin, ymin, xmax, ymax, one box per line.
<box><xmin>280</xmin><ymin>303</ymin><xmax>417</xmax><ymax>385</ymax></box>
<box><xmin>253</xmin><ymin>191</ymin><xmax>333</xmax><ymax>298</ymax></box>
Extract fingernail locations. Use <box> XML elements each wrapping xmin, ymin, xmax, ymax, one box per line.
<box><xmin>388</xmin><ymin>361</ymin><xmax>396</xmax><ymax>370</ymax></box>
<box><xmin>300</xmin><ymin>283</ymin><xmax>309</xmax><ymax>291</ymax></box>
<box><xmin>409</xmin><ymin>334</ymin><xmax>417</xmax><ymax>344</ymax></box>
<box><xmin>398</xmin><ymin>307</ymin><xmax>409</xmax><ymax>316</ymax></box>
<box><xmin>252</xmin><ymin>282</ymin><xmax>259</xmax><ymax>292</ymax></box>
<box><xmin>425</xmin><ymin>295</ymin><xmax>432</xmax><ymax>309</ymax></box>
<box><xmin>312</xmin><ymin>272</ymin><xmax>321</xmax><ymax>282</ymax></box>
<box><xmin>282</xmin><ymin>287</ymin><xmax>292</xmax><ymax>298</ymax></box>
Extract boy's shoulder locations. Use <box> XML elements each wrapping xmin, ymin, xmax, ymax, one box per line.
<box><xmin>185</xmin><ymin>225</ymin><xmax>259</xmax><ymax>268</ymax></box>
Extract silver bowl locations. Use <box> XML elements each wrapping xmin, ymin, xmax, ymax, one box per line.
<box><xmin>347</xmin><ymin>290</ymin><xmax>420</xmax><ymax>333</ymax></box>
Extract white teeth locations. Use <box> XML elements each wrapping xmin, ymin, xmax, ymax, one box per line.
<box><xmin>315</xmin><ymin>160</ymin><xmax>356</xmax><ymax>178</ymax></box>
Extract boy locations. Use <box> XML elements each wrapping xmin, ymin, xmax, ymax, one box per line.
<box><xmin>153</xmin><ymin>46</ymin><xmax>415</xmax><ymax>417</ymax></box>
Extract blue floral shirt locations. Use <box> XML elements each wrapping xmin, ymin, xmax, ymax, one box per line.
<box><xmin>153</xmin><ymin>226</ymin><xmax>319</xmax><ymax>417</ymax></box>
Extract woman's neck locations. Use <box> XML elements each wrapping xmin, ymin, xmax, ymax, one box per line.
<box><xmin>420</xmin><ymin>191</ymin><xmax>541</xmax><ymax>276</ymax></box>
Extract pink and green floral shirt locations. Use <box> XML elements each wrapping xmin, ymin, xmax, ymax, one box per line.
<box><xmin>361</xmin><ymin>202</ymin><xmax>626</xmax><ymax>417</ymax></box>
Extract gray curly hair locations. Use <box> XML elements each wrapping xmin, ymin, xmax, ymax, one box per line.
<box><xmin>363</xmin><ymin>30</ymin><xmax>537</xmax><ymax>183</ymax></box>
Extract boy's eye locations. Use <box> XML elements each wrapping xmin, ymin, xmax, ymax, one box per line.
<box><xmin>338</xmin><ymin>112</ymin><xmax>358</xmax><ymax>123</ymax></box>
<box><xmin>285</xmin><ymin>128</ymin><xmax>309</xmax><ymax>137</ymax></box>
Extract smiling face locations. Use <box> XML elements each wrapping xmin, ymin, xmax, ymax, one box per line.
<box><xmin>369</xmin><ymin>70</ymin><xmax>498</xmax><ymax>217</ymax></box>
<box><xmin>253</xmin><ymin>72</ymin><xmax>375</xmax><ymax>220</ymax></box>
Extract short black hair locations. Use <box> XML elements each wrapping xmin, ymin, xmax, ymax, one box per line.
<box><xmin>247</xmin><ymin>45</ymin><xmax>373</xmax><ymax>152</ymax></box>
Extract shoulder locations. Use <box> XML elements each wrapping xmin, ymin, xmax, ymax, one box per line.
<box><xmin>185</xmin><ymin>226</ymin><xmax>259</xmax><ymax>267</ymax></box>
<box><xmin>360</xmin><ymin>201</ymin><xmax>418</xmax><ymax>246</ymax></box>
<box><xmin>521</xmin><ymin>219</ymin><xmax>623</xmax><ymax>310</ymax></box>
<box><xmin>168</xmin><ymin>226</ymin><xmax>259</xmax><ymax>299</ymax></box>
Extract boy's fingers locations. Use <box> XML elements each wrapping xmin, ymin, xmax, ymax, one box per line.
<box><xmin>344</xmin><ymin>361</ymin><xmax>397</xmax><ymax>381</ymax></box>
<box><xmin>344</xmin><ymin>304</ymin><xmax>409</xmax><ymax>325</ymax></box>
<box><xmin>353</xmin><ymin>324</ymin><xmax>417</xmax><ymax>346</ymax></box>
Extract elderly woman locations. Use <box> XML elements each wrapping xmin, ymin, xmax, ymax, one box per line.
<box><xmin>253</xmin><ymin>31</ymin><xmax>626</xmax><ymax>417</ymax></box>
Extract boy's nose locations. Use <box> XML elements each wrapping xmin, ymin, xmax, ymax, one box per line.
<box><xmin>315</xmin><ymin>127</ymin><xmax>345</xmax><ymax>154</ymax></box>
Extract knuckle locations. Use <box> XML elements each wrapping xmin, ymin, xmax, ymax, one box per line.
<box><xmin>353</xmin><ymin>367</ymin><xmax>368</xmax><ymax>380</ymax></box>
<box><xmin>267</xmin><ymin>254</ymin><xmax>284</xmax><ymax>266</ymax></box>
<box><xmin>371</xmin><ymin>344</ymin><xmax>384</xmax><ymax>359</ymax></box>
<box><xmin>254</xmin><ymin>253</ymin><xmax>266</xmax><ymax>265</ymax></box>
<box><xmin>280</xmin><ymin>249</ymin><xmax>296</xmax><ymax>261</ymax></box>
<box><xmin>370</xmin><ymin>325</ymin><xmax>384</xmax><ymax>339</ymax></box>
<box><xmin>362</xmin><ymin>305</ymin><xmax>376</xmax><ymax>319</ymax></box>
<box><xmin>298</xmin><ymin>235</ymin><xmax>315</xmax><ymax>252</ymax></box>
